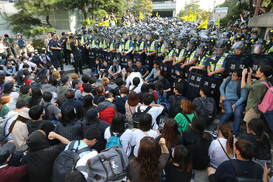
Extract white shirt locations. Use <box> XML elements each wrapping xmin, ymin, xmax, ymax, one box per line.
<box><xmin>131</xmin><ymin>129</ymin><xmax>159</xmax><ymax>157</ymax></box>
<box><xmin>104</xmin><ymin>127</ymin><xmax>133</xmax><ymax>157</ymax></box>
<box><xmin>129</xmin><ymin>85</ymin><xmax>141</xmax><ymax>94</ymax></box>
<box><xmin>0</xmin><ymin>43</ymin><xmax>6</xmax><ymax>53</ymax></box>
<box><xmin>125</xmin><ymin>72</ymin><xmax>143</xmax><ymax>88</ymax></box>
<box><xmin>19</xmin><ymin>61</ymin><xmax>36</xmax><ymax>72</ymax></box>
<box><xmin>7</xmin><ymin>92</ymin><xmax>19</xmax><ymax>111</ymax></box>
<box><xmin>209</xmin><ymin>137</ymin><xmax>234</xmax><ymax>168</ymax></box>
<box><xmin>137</xmin><ymin>105</ymin><xmax>164</xmax><ymax>130</ymax></box>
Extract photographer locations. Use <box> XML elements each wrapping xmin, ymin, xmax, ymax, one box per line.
<box><xmin>69</xmin><ymin>36</ymin><xmax>83</xmax><ymax>75</ymax></box>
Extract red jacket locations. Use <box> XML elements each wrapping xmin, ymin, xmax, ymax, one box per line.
<box><xmin>99</xmin><ymin>107</ymin><xmax>116</xmax><ymax>124</ymax></box>
<box><xmin>0</xmin><ymin>164</ymin><xmax>27</xmax><ymax>182</ymax></box>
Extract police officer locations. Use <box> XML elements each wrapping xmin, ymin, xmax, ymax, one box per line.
<box><xmin>87</xmin><ymin>33</ymin><xmax>97</xmax><ymax>68</ymax></box>
<box><xmin>105</xmin><ymin>35</ymin><xmax>115</xmax><ymax>65</ymax></box>
<box><xmin>69</xmin><ymin>35</ymin><xmax>83</xmax><ymax>75</ymax></box>
<box><xmin>132</xmin><ymin>32</ymin><xmax>146</xmax><ymax>65</ymax></box>
<box><xmin>120</xmin><ymin>31</ymin><xmax>133</xmax><ymax>68</ymax></box>
<box><xmin>145</xmin><ymin>32</ymin><xmax>158</xmax><ymax>70</ymax></box>
<box><xmin>162</xmin><ymin>39</ymin><xmax>176</xmax><ymax>83</ymax></box>
<box><xmin>180</xmin><ymin>37</ymin><xmax>199</xmax><ymax>69</ymax></box>
<box><xmin>109</xmin><ymin>15</ymin><xmax>116</xmax><ymax>27</ymax></box>
<box><xmin>266</xmin><ymin>28</ymin><xmax>273</xmax><ymax>55</ymax></box>
<box><xmin>157</xmin><ymin>33</ymin><xmax>166</xmax><ymax>62</ymax></box>
<box><xmin>80</xmin><ymin>30</ymin><xmax>89</xmax><ymax>66</ymax></box>
<box><xmin>189</xmin><ymin>43</ymin><xmax>209</xmax><ymax>72</ymax></box>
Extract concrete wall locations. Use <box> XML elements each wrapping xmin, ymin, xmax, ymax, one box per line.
<box><xmin>153</xmin><ymin>0</ymin><xmax>184</xmax><ymax>17</ymax></box>
<box><xmin>248</xmin><ymin>13</ymin><xmax>273</xmax><ymax>39</ymax></box>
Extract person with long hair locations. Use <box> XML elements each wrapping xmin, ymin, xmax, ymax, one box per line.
<box><xmin>241</xmin><ymin>65</ymin><xmax>273</xmax><ymax>123</ymax></box>
<box><xmin>82</xmin><ymin>95</ymin><xmax>94</xmax><ymax>115</ymax></box>
<box><xmin>54</xmin><ymin>106</ymin><xmax>83</xmax><ymax>141</ymax></box>
<box><xmin>174</xmin><ymin>99</ymin><xmax>195</xmax><ymax>134</ymax></box>
<box><xmin>0</xmin><ymin>95</ymin><xmax>9</xmax><ymax>117</ymax></box>
<box><xmin>131</xmin><ymin>113</ymin><xmax>160</xmax><ymax>157</ymax></box>
<box><xmin>93</xmin><ymin>85</ymin><xmax>105</xmax><ymax>105</ymax></box>
<box><xmin>161</xmin><ymin>118</ymin><xmax>182</xmax><ymax>150</ymax></box>
<box><xmin>208</xmin><ymin>122</ymin><xmax>234</xmax><ymax>171</ymax></box>
<box><xmin>9</xmin><ymin>108</ymin><xmax>30</xmax><ymax>152</ymax></box>
<box><xmin>29</xmin><ymin>86</ymin><xmax>42</xmax><ymax>108</ymax></box>
<box><xmin>129</xmin><ymin>136</ymin><xmax>169</xmax><ymax>182</ymax></box>
<box><xmin>115</xmin><ymin>87</ymin><xmax>129</xmax><ymax>114</ymax></box>
<box><xmin>183</xmin><ymin>116</ymin><xmax>212</xmax><ymax>170</ymax></box>
<box><xmin>104</xmin><ymin>113</ymin><xmax>133</xmax><ymax>156</ymax></box>
<box><xmin>209</xmin><ymin>139</ymin><xmax>263</xmax><ymax>181</ymax></box>
<box><xmin>164</xmin><ymin>145</ymin><xmax>193</xmax><ymax>182</ymax></box>
<box><xmin>125</xmin><ymin>91</ymin><xmax>141</xmax><ymax>124</ymax></box>
<box><xmin>3</xmin><ymin>82</ymin><xmax>19</xmax><ymax>111</ymax></box>
<box><xmin>240</xmin><ymin>118</ymin><xmax>271</xmax><ymax>166</ymax></box>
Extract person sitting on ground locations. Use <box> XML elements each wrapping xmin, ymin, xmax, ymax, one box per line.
<box><xmin>93</xmin><ymin>85</ymin><xmax>105</xmax><ymax>105</ymax></box>
<box><xmin>112</xmin><ymin>78</ymin><xmax>124</xmax><ymax>97</ymax></box>
<box><xmin>82</xmin><ymin>108</ymin><xmax>110</xmax><ymax>152</ymax></box>
<box><xmin>164</xmin><ymin>145</ymin><xmax>193</xmax><ymax>182</ymax></box>
<box><xmin>168</xmin><ymin>83</ymin><xmax>188</xmax><ymax>118</ymax></box>
<box><xmin>174</xmin><ymin>99</ymin><xmax>195</xmax><ymax>135</ymax></box>
<box><xmin>219</xmin><ymin>69</ymin><xmax>248</xmax><ymax>137</ymax></box>
<box><xmin>104</xmin><ymin>113</ymin><xmax>133</xmax><ymax>156</ymax></box>
<box><xmin>79</xmin><ymin>75</ymin><xmax>89</xmax><ymax>93</ymax></box>
<box><xmin>16</xmin><ymin>63</ymin><xmax>29</xmax><ymax>86</ymax></box>
<box><xmin>17</xmin><ymin>85</ymin><xmax>32</xmax><ymax>107</ymax></box>
<box><xmin>89</xmin><ymin>76</ymin><xmax>97</xmax><ymax>96</ymax></box>
<box><xmin>137</xmin><ymin>93</ymin><xmax>164</xmax><ymax>130</ymax></box>
<box><xmin>138</xmin><ymin>83</ymin><xmax>150</xmax><ymax>104</ymax></box>
<box><xmin>131</xmin><ymin>113</ymin><xmax>160</xmax><ymax>157</ymax></box>
<box><xmin>145</xmin><ymin>61</ymin><xmax>159</xmax><ymax>82</ymax></box>
<box><xmin>183</xmin><ymin>116</ymin><xmax>212</xmax><ymax>170</ymax></box>
<box><xmin>71</xmin><ymin>79</ymin><xmax>82</xmax><ymax>100</ymax></box>
<box><xmin>208</xmin><ymin>138</ymin><xmax>263</xmax><ymax>182</ymax></box>
<box><xmin>54</xmin><ymin>105</ymin><xmax>83</xmax><ymax>141</ymax></box>
<box><xmin>9</xmin><ymin>108</ymin><xmax>31</xmax><ymax>152</ymax></box>
<box><xmin>3</xmin><ymin>60</ymin><xmax>16</xmax><ymax>76</ymax></box>
<box><xmin>97</xmin><ymin>92</ymin><xmax>117</xmax><ymax>124</ymax></box>
<box><xmin>101</xmin><ymin>77</ymin><xmax>113</xmax><ymax>93</ymax></box>
<box><xmin>57</xmin><ymin>76</ymin><xmax>70</xmax><ymax>106</ymax></box>
<box><xmin>99</xmin><ymin>60</ymin><xmax>110</xmax><ymax>79</ymax></box>
<box><xmin>115</xmin><ymin>87</ymin><xmax>129</xmax><ymax>114</ymax></box>
<box><xmin>208</xmin><ymin>122</ymin><xmax>234</xmax><ymax>171</ymax></box>
<box><xmin>27</xmin><ymin>105</ymin><xmax>55</xmax><ymax>136</ymax></box>
<box><xmin>129</xmin><ymin>77</ymin><xmax>141</xmax><ymax>93</ymax></box>
<box><xmin>82</xmin><ymin>95</ymin><xmax>94</xmax><ymax>116</ymax></box>
<box><xmin>0</xmin><ymin>141</ymin><xmax>28</xmax><ymax>182</ymax></box>
<box><xmin>26</xmin><ymin>130</ymin><xmax>70</xmax><ymax>182</ymax></box>
<box><xmin>0</xmin><ymin>96</ymin><xmax>9</xmax><ymax>118</ymax></box>
<box><xmin>40</xmin><ymin>92</ymin><xmax>61</xmax><ymax>121</ymax></box>
<box><xmin>193</xmin><ymin>85</ymin><xmax>216</xmax><ymax>126</ymax></box>
<box><xmin>108</xmin><ymin>59</ymin><xmax>121</xmax><ymax>80</ymax></box>
<box><xmin>125</xmin><ymin>67</ymin><xmax>143</xmax><ymax>89</ymax></box>
<box><xmin>240</xmin><ymin>118</ymin><xmax>271</xmax><ymax>166</ymax></box>
<box><xmin>81</xmin><ymin>83</ymin><xmax>94</xmax><ymax>99</ymax></box>
<box><xmin>61</xmin><ymin>89</ymin><xmax>83</xmax><ymax>119</ymax></box>
<box><xmin>125</xmin><ymin>91</ymin><xmax>141</xmax><ymax>125</ymax></box>
<box><xmin>134</xmin><ymin>60</ymin><xmax>149</xmax><ymax>79</ymax></box>
<box><xmin>129</xmin><ymin>137</ymin><xmax>169</xmax><ymax>181</ymax></box>
<box><xmin>3</xmin><ymin>82</ymin><xmax>19</xmax><ymax>111</ymax></box>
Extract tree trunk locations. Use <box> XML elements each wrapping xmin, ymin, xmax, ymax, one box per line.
<box><xmin>249</xmin><ymin>0</ymin><xmax>254</xmax><ymax>14</ymax></box>
<box><xmin>46</xmin><ymin>15</ymin><xmax>52</xmax><ymax>26</ymax></box>
<box><xmin>82</xmin><ymin>9</ymin><xmax>87</xmax><ymax>19</ymax></box>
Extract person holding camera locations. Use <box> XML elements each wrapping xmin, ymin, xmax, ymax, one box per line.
<box><xmin>69</xmin><ymin>36</ymin><xmax>83</xmax><ymax>75</ymax></box>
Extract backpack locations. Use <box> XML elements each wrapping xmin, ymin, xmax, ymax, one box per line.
<box><xmin>224</xmin><ymin>76</ymin><xmax>241</xmax><ymax>98</ymax></box>
<box><xmin>132</xmin><ymin>106</ymin><xmax>152</xmax><ymax>128</ymax></box>
<box><xmin>52</xmin><ymin>140</ymin><xmax>90</xmax><ymax>182</ymax></box>
<box><xmin>258</xmin><ymin>82</ymin><xmax>273</xmax><ymax>113</ymax></box>
<box><xmin>155</xmin><ymin>91</ymin><xmax>169</xmax><ymax>111</ymax></box>
<box><xmin>41</xmin><ymin>103</ymin><xmax>56</xmax><ymax>121</ymax></box>
<box><xmin>105</xmin><ymin>129</ymin><xmax>123</xmax><ymax>149</ymax></box>
<box><xmin>0</xmin><ymin>113</ymin><xmax>18</xmax><ymax>143</ymax></box>
<box><xmin>195</xmin><ymin>97</ymin><xmax>216</xmax><ymax>123</ymax></box>
<box><xmin>76</xmin><ymin>145</ymin><xmax>129</xmax><ymax>182</ymax></box>
<box><xmin>169</xmin><ymin>95</ymin><xmax>186</xmax><ymax>118</ymax></box>
<box><xmin>230</xmin><ymin>160</ymin><xmax>262</xmax><ymax>182</ymax></box>
<box><xmin>131</xmin><ymin>86</ymin><xmax>137</xmax><ymax>91</ymax></box>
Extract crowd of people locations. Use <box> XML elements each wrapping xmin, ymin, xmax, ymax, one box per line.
<box><xmin>0</xmin><ymin>10</ymin><xmax>273</xmax><ymax>182</ymax></box>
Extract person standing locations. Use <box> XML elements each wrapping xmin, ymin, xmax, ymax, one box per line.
<box><xmin>59</xmin><ymin>32</ymin><xmax>69</xmax><ymax>65</ymax></box>
<box><xmin>3</xmin><ymin>34</ymin><xmax>16</xmax><ymax>57</ymax></box>
<box><xmin>49</xmin><ymin>33</ymin><xmax>63</xmax><ymax>71</ymax></box>
<box><xmin>70</xmin><ymin>36</ymin><xmax>83</xmax><ymax>75</ymax></box>
<box><xmin>17</xmin><ymin>34</ymin><xmax>26</xmax><ymax>56</ymax></box>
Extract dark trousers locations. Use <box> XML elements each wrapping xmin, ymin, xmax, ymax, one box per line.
<box><xmin>63</xmin><ymin>48</ymin><xmax>69</xmax><ymax>63</ymax></box>
<box><xmin>52</xmin><ymin>52</ymin><xmax>63</xmax><ymax>71</ymax></box>
<box><xmin>74</xmin><ymin>56</ymin><xmax>83</xmax><ymax>74</ymax></box>
<box><xmin>7</xmin><ymin>47</ymin><xmax>16</xmax><ymax>57</ymax></box>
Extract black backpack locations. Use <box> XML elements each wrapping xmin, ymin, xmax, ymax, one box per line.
<box><xmin>169</xmin><ymin>95</ymin><xmax>187</xmax><ymax>118</ymax></box>
<box><xmin>195</xmin><ymin>97</ymin><xmax>216</xmax><ymax>123</ymax></box>
<box><xmin>132</xmin><ymin>106</ymin><xmax>152</xmax><ymax>128</ymax></box>
<box><xmin>41</xmin><ymin>103</ymin><xmax>56</xmax><ymax>121</ymax></box>
<box><xmin>230</xmin><ymin>160</ymin><xmax>263</xmax><ymax>182</ymax></box>
<box><xmin>52</xmin><ymin>140</ymin><xmax>90</xmax><ymax>182</ymax></box>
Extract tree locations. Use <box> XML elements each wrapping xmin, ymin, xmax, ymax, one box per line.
<box><xmin>131</xmin><ymin>0</ymin><xmax>153</xmax><ymax>15</ymax></box>
<box><xmin>6</xmin><ymin>0</ymin><xmax>57</xmax><ymax>38</ymax></box>
<box><xmin>178</xmin><ymin>0</ymin><xmax>202</xmax><ymax>17</ymax></box>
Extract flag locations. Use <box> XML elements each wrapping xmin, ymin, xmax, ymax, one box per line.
<box><xmin>156</xmin><ymin>12</ymin><xmax>159</xmax><ymax>17</ymax></box>
<box><xmin>180</xmin><ymin>15</ymin><xmax>189</xmax><ymax>21</ymax></box>
<box><xmin>98</xmin><ymin>20</ymin><xmax>109</xmax><ymax>26</ymax></box>
<box><xmin>139</xmin><ymin>12</ymin><xmax>143</xmax><ymax>19</ymax></box>
<box><xmin>197</xmin><ymin>20</ymin><xmax>208</xmax><ymax>29</ymax></box>
<box><xmin>216</xmin><ymin>14</ymin><xmax>220</xmax><ymax>27</ymax></box>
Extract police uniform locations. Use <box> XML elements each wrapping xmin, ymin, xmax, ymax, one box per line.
<box><xmin>145</xmin><ymin>40</ymin><xmax>158</xmax><ymax>70</ymax></box>
<box><xmin>133</xmin><ymin>40</ymin><xmax>146</xmax><ymax>65</ymax></box>
<box><xmin>121</xmin><ymin>38</ymin><xmax>133</xmax><ymax>68</ymax></box>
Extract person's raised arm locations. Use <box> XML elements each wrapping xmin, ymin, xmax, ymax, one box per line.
<box><xmin>159</xmin><ymin>138</ymin><xmax>169</xmax><ymax>154</ymax></box>
<box><xmin>48</xmin><ymin>131</ymin><xmax>70</xmax><ymax>144</ymax></box>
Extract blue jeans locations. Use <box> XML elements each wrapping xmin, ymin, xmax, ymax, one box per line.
<box><xmin>219</xmin><ymin>100</ymin><xmax>245</xmax><ymax>136</ymax></box>
<box><xmin>264</xmin><ymin>110</ymin><xmax>273</xmax><ymax>133</ymax></box>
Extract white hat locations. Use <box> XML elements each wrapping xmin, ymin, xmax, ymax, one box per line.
<box><xmin>19</xmin><ymin>108</ymin><xmax>30</xmax><ymax>120</ymax></box>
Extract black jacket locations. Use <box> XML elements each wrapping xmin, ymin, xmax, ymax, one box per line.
<box><xmin>26</xmin><ymin>131</ymin><xmax>65</xmax><ymax>182</ymax></box>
